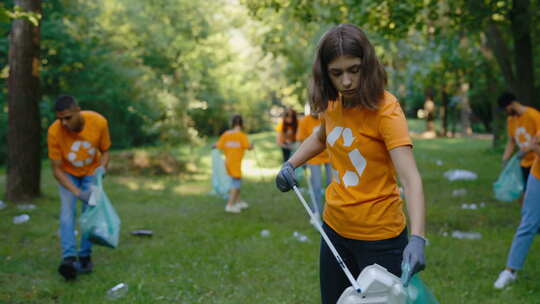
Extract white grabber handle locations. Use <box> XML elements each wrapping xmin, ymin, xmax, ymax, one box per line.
<box><xmin>292</xmin><ymin>186</ymin><xmax>362</xmax><ymax>294</ymax></box>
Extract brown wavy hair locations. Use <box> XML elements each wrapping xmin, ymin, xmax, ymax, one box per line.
<box><xmin>310</xmin><ymin>24</ymin><xmax>387</xmax><ymax>113</ymax></box>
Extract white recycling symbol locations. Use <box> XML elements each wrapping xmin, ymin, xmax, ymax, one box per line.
<box><xmin>67</xmin><ymin>140</ymin><xmax>96</xmax><ymax>167</ymax></box>
<box><xmin>515</xmin><ymin>127</ymin><xmax>531</xmax><ymax>149</ymax></box>
<box><xmin>327</xmin><ymin>126</ymin><xmax>366</xmax><ymax>187</ymax></box>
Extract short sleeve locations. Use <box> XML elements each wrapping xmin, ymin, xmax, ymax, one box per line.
<box><xmin>275</xmin><ymin>121</ymin><xmax>283</xmax><ymax>132</ymax></box>
<box><xmin>378</xmin><ymin>101</ymin><xmax>412</xmax><ymax>150</ymax></box>
<box><xmin>47</xmin><ymin>125</ymin><xmax>62</xmax><ymax>160</ymax></box>
<box><xmin>100</xmin><ymin>119</ymin><xmax>112</xmax><ymax>151</ymax></box>
<box><xmin>296</xmin><ymin>118</ymin><xmax>308</xmax><ymax>141</ymax></box>
<box><xmin>216</xmin><ymin>133</ymin><xmax>225</xmax><ymax>150</ymax></box>
<box><xmin>241</xmin><ymin>133</ymin><xmax>250</xmax><ymax>149</ymax></box>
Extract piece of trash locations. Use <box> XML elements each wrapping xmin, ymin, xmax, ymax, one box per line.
<box><xmin>16</xmin><ymin>204</ymin><xmax>36</xmax><ymax>211</ymax></box>
<box><xmin>130</xmin><ymin>230</ymin><xmax>153</xmax><ymax>237</ymax></box>
<box><xmin>461</xmin><ymin>203</ymin><xmax>477</xmax><ymax>210</ymax></box>
<box><xmin>260</xmin><ymin>229</ymin><xmax>271</xmax><ymax>237</ymax></box>
<box><xmin>452</xmin><ymin>189</ymin><xmax>467</xmax><ymax>196</ymax></box>
<box><xmin>435</xmin><ymin>160</ymin><xmax>443</xmax><ymax>166</ymax></box>
<box><xmin>444</xmin><ymin>169</ymin><xmax>478</xmax><ymax>181</ymax></box>
<box><xmin>13</xmin><ymin>214</ymin><xmax>30</xmax><ymax>224</ymax></box>
<box><xmin>0</xmin><ymin>200</ymin><xmax>6</xmax><ymax>210</ymax></box>
<box><xmin>293</xmin><ymin>231</ymin><xmax>309</xmax><ymax>242</ymax></box>
<box><xmin>106</xmin><ymin>282</ymin><xmax>128</xmax><ymax>300</ymax></box>
<box><xmin>451</xmin><ymin>231</ymin><xmax>482</xmax><ymax>240</ymax></box>
<box><xmin>480</xmin><ymin>202</ymin><xmax>486</xmax><ymax>208</ymax></box>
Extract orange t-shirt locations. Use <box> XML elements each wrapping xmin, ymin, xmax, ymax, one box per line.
<box><xmin>321</xmin><ymin>91</ymin><xmax>411</xmax><ymax>241</ymax></box>
<box><xmin>48</xmin><ymin>111</ymin><xmax>111</xmax><ymax>177</ymax></box>
<box><xmin>275</xmin><ymin>120</ymin><xmax>296</xmax><ymax>145</ymax></box>
<box><xmin>531</xmin><ymin>131</ymin><xmax>540</xmax><ymax>180</ymax></box>
<box><xmin>296</xmin><ymin>115</ymin><xmax>329</xmax><ymax>165</ymax></box>
<box><xmin>216</xmin><ymin>129</ymin><xmax>250</xmax><ymax>178</ymax></box>
<box><xmin>507</xmin><ymin>107</ymin><xmax>540</xmax><ymax>168</ymax></box>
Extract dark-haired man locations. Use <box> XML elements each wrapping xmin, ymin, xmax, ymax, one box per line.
<box><xmin>499</xmin><ymin>92</ymin><xmax>540</xmax><ymax>195</ymax></box>
<box><xmin>47</xmin><ymin>95</ymin><xmax>111</xmax><ymax>280</ymax></box>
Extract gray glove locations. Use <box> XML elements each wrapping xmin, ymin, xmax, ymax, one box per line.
<box><xmin>275</xmin><ymin>161</ymin><xmax>297</xmax><ymax>192</ymax></box>
<box><xmin>401</xmin><ymin>235</ymin><xmax>426</xmax><ymax>287</ymax></box>
<box><xmin>77</xmin><ymin>190</ymin><xmax>92</xmax><ymax>202</ymax></box>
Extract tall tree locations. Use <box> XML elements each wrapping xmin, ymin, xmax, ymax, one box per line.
<box><xmin>6</xmin><ymin>0</ymin><xmax>41</xmax><ymax>202</ymax></box>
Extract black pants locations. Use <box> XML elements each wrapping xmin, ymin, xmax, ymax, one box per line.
<box><xmin>521</xmin><ymin>166</ymin><xmax>531</xmax><ymax>193</ymax></box>
<box><xmin>319</xmin><ymin>223</ymin><xmax>408</xmax><ymax>304</ymax></box>
<box><xmin>281</xmin><ymin>147</ymin><xmax>292</xmax><ymax>162</ymax></box>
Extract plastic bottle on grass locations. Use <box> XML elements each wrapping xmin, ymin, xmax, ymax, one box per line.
<box><xmin>13</xmin><ymin>214</ymin><xmax>30</xmax><ymax>224</ymax></box>
<box><xmin>106</xmin><ymin>283</ymin><xmax>128</xmax><ymax>300</ymax></box>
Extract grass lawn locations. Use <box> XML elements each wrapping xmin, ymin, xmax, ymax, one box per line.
<box><xmin>1</xmin><ymin>131</ymin><xmax>539</xmax><ymax>303</ymax></box>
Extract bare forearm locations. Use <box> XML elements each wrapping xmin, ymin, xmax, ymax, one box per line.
<box><xmin>502</xmin><ymin>140</ymin><xmax>515</xmax><ymax>161</ymax></box>
<box><xmin>53</xmin><ymin>168</ymin><xmax>80</xmax><ymax>196</ymax></box>
<box><xmin>100</xmin><ymin>151</ymin><xmax>110</xmax><ymax>169</ymax></box>
<box><xmin>288</xmin><ymin>132</ymin><xmax>325</xmax><ymax>168</ymax></box>
<box><xmin>402</xmin><ymin>172</ymin><xmax>426</xmax><ymax>238</ymax></box>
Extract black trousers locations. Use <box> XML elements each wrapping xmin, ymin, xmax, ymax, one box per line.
<box><xmin>281</xmin><ymin>147</ymin><xmax>292</xmax><ymax>162</ymax></box>
<box><xmin>521</xmin><ymin>166</ymin><xmax>531</xmax><ymax>192</ymax></box>
<box><xmin>319</xmin><ymin>223</ymin><xmax>408</xmax><ymax>304</ymax></box>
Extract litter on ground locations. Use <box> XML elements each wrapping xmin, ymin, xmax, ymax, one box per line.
<box><xmin>452</xmin><ymin>189</ymin><xmax>467</xmax><ymax>196</ymax></box>
<box><xmin>13</xmin><ymin>214</ymin><xmax>30</xmax><ymax>224</ymax></box>
<box><xmin>444</xmin><ymin>169</ymin><xmax>478</xmax><ymax>181</ymax></box>
<box><xmin>260</xmin><ymin>229</ymin><xmax>271</xmax><ymax>237</ymax></box>
<box><xmin>16</xmin><ymin>204</ymin><xmax>36</xmax><ymax>211</ymax></box>
<box><xmin>292</xmin><ymin>231</ymin><xmax>309</xmax><ymax>242</ymax></box>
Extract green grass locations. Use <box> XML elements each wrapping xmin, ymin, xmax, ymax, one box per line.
<box><xmin>1</xmin><ymin>132</ymin><xmax>539</xmax><ymax>303</ymax></box>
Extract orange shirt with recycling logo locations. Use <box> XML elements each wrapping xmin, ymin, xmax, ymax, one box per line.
<box><xmin>320</xmin><ymin>91</ymin><xmax>411</xmax><ymax>241</ymax></box>
<box><xmin>507</xmin><ymin>106</ymin><xmax>540</xmax><ymax>168</ymax></box>
<box><xmin>531</xmin><ymin>131</ymin><xmax>540</xmax><ymax>180</ymax></box>
<box><xmin>48</xmin><ymin>111</ymin><xmax>111</xmax><ymax>177</ymax></box>
<box><xmin>296</xmin><ymin>115</ymin><xmax>329</xmax><ymax>165</ymax></box>
<box><xmin>216</xmin><ymin>129</ymin><xmax>250</xmax><ymax>178</ymax></box>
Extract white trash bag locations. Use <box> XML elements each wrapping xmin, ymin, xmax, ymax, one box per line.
<box><xmin>337</xmin><ymin>264</ymin><xmax>406</xmax><ymax>304</ymax></box>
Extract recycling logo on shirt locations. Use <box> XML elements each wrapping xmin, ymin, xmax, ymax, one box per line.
<box><xmin>515</xmin><ymin>127</ymin><xmax>531</xmax><ymax>149</ymax></box>
<box><xmin>327</xmin><ymin>126</ymin><xmax>366</xmax><ymax>187</ymax></box>
<box><xmin>67</xmin><ymin>140</ymin><xmax>96</xmax><ymax>167</ymax></box>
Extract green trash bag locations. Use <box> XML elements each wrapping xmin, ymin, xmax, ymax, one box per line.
<box><xmin>211</xmin><ymin>149</ymin><xmax>230</xmax><ymax>199</ymax></box>
<box><xmin>405</xmin><ymin>276</ymin><xmax>439</xmax><ymax>304</ymax></box>
<box><xmin>80</xmin><ymin>170</ymin><xmax>121</xmax><ymax>248</ymax></box>
<box><xmin>493</xmin><ymin>153</ymin><xmax>524</xmax><ymax>202</ymax></box>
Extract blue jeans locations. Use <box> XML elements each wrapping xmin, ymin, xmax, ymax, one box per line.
<box><xmin>307</xmin><ymin>163</ymin><xmax>332</xmax><ymax>214</ymax></box>
<box><xmin>59</xmin><ymin>173</ymin><xmax>96</xmax><ymax>258</ymax></box>
<box><xmin>506</xmin><ymin>174</ymin><xmax>540</xmax><ymax>270</ymax></box>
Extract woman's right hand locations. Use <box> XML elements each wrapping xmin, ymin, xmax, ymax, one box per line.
<box><xmin>275</xmin><ymin>162</ymin><xmax>297</xmax><ymax>192</ymax></box>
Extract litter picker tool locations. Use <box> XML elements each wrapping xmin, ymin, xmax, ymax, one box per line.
<box><xmin>292</xmin><ymin>185</ymin><xmax>361</xmax><ymax>294</ymax></box>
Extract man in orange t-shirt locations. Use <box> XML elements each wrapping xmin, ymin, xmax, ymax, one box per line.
<box><xmin>297</xmin><ymin>113</ymin><xmax>331</xmax><ymax>217</ymax></box>
<box><xmin>215</xmin><ymin>115</ymin><xmax>252</xmax><ymax>213</ymax></box>
<box><xmin>494</xmin><ymin>131</ymin><xmax>540</xmax><ymax>288</ymax></box>
<box><xmin>499</xmin><ymin>92</ymin><xmax>540</xmax><ymax>195</ymax></box>
<box><xmin>47</xmin><ymin>95</ymin><xmax>111</xmax><ymax>280</ymax></box>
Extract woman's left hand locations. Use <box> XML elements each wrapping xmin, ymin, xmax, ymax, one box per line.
<box><xmin>401</xmin><ymin>235</ymin><xmax>426</xmax><ymax>286</ymax></box>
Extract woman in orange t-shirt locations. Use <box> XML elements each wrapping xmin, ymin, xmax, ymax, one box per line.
<box><xmin>275</xmin><ymin>24</ymin><xmax>426</xmax><ymax>303</ymax></box>
<box><xmin>276</xmin><ymin>107</ymin><xmax>298</xmax><ymax>162</ymax></box>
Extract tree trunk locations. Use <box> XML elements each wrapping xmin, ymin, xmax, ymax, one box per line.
<box><xmin>510</xmin><ymin>0</ymin><xmax>535</xmax><ymax>107</ymax></box>
<box><xmin>484</xmin><ymin>24</ymin><xmax>516</xmax><ymax>93</ymax></box>
<box><xmin>441</xmin><ymin>87</ymin><xmax>449</xmax><ymax>137</ymax></box>
<box><xmin>6</xmin><ymin>0</ymin><xmax>42</xmax><ymax>202</ymax></box>
<box><xmin>460</xmin><ymin>82</ymin><xmax>472</xmax><ymax>137</ymax></box>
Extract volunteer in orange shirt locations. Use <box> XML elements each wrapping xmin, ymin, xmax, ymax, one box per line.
<box><xmin>499</xmin><ymin>92</ymin><xmax>540</xmax><ymax>195</ymax></box>
<box><xmin>494</xmin><ymin>131</ymin><xmax>540</xmax><ymax>288</ymax></box>
<box><xmin>215</xmin><ymin>114</ymin><xmax>253</xmax><ymax>213</ymax></box>
<box><xmin>297</xmin><ymin>112</ymin><xmax>331</xmax><ymax>217</ymax></box>
<box><xmin>276</xmin><ymin>107</ymin><xmax>298</xmax><ymax>162</ymax></box>
<box><xmin>47</xmin><ymin>95</ymin><xmax>111</xmax><ymax>280</ymax></box>
<box><xmin>275</xmin><ymin>24</ymin><xmax>426</xmax><ymax>303</ymax></box>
